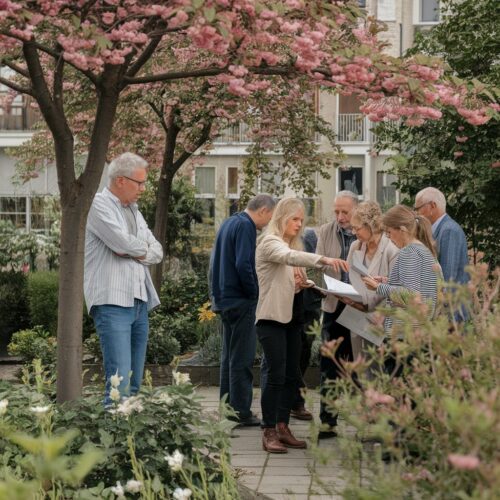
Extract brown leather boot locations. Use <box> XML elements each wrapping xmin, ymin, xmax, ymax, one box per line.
<box><xmin>276</xmin><ymin>422</ymin><xmax>307</xmax><ymax>449</ymax></box>
<box><xmin>262</xmin><ymin>428</ymin><xmax>287</xmax><ymax>454</ymax></box>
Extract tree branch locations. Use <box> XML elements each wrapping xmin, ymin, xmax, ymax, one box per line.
<box><xmin>125</xmin><ymin>34</ymin><xmax>164</xmax><ymax>80</ymax></box>
<box><xmin>0</xmin><ymin>76</ymin><xmax>33</xmax><ymax>96</ymax></box>
<box><xmin>1</xmin><ymin>59</ymin><xmax>30</xmax><ymax>78</ymax></box>
<box><xmin>125</xmin><ymin>65</ymin><xmax>296</xmax><ymax>85</ymax></box>
<box><xmin>173</xmin><ymin>121</ymin><xmax>213</xmax><ymax>170</ymax></box>
<box><xmin>53</xmin><ymin>53</ymin><xmax>65</xmax><ymax>114</ymax></box>
<box><xmin>147</xmin><ymin>100</ymin><xmax>167</xmax><ymax>131</ymax></box>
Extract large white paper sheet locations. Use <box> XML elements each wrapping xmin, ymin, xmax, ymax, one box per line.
<box><xmin>323</xmin><ymin>274</ymin><xmax>363</xmax><ymax>302</ymax></box>
<box><xmin>351</xmin><ymin>253</ymin><xmax>370</xmax><ymax>277</ymax></box>
<box><xmin>337</xmin><ymin>306</ymin><xmax>385</xmax><ymax>346</ymax></box>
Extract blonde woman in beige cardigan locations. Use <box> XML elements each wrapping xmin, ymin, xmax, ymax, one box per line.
<box><xmin>341</xmin><ymin>201</ymin><xmax>399</xmax><ymax>358</ymax></box>
<box><xmin>256</xmin><ymin>198</ymin><xmax>347</xmax><ymax>453</ymax></box>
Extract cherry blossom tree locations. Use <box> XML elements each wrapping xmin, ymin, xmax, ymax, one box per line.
<box><xmin>0</xmin><ymin>0</ymin><xmax>495</xmax><ymax>402</ymax></box>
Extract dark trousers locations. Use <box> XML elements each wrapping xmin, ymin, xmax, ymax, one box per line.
<box><xmin>257</xmin><ymin>316</ymin><xmax>302</xmax><ymax>428</ymax></box>
<box><xmin>294</xmin><ymin>308</ymin><xmax>321</xmax><ymax>409</ymax></box>
<box><xmin>320</xmin><ymin>303</ymin><xmax>353</xmax><ymax>426</ymax></box>
<box><xmin>219</xmin><ymin>302</ymin><xmax>257</xmax><ymax>420</ymax></box>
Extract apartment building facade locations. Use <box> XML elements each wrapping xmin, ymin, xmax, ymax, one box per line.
<box><xmin>0</xmin><ymin>0</ymin><xmax>440</xmax><ymax>232</ymax></box>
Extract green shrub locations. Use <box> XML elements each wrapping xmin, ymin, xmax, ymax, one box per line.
<box><xmin>314</xmin><ymin>265</ymin><xmax>500</xmax><ymax>498</ymax></box>
<box><xmin>7</xmin><ymin>326</ymin><xmax>56</xmax><ymax>367</ymax></box>
<box><xmin>147</xmin><ymin>314</ymin><xmax>182</xmax><ymax>364</ymax></box>
<box><xmin>0</xmin><ymin>366</ymin><xmax>239</xmax><ymax>498</ymax></box>
<box><xmin>26</xmin><ymin>271</ymin><xmax>59</xmax><ymax>334</ymax></box>
<box><xmin>0</xmin><ymin>271</ymin><xmax>29</xmax><ymax>345</ymax></box>
<box><xmin>156</xmin><ymin>270</ymin><xmax>211</xmax><ymax>352</ymax></box>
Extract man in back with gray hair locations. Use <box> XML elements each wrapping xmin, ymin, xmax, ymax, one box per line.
<box><xmin>210</xmin><ymin>194</ymin><xmax>276</xmax><ymax>426</ymax></box>
<box><xmin>414</xmin><ymin>187</ymin><xmax>469</xmax><ymax>285</ymax></box>
<box><xmin>316</xmin><ymin>190</ymin><xmax>358</xmax><ymax>438</ymax></box>
<box><xmin>84</xmin><ymin>152</ymin><xmax>163</xmax><ymax>406</ymax></box>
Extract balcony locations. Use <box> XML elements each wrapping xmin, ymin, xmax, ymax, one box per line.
<box><xmin>337</xmin><ymin>113</ymin><xmax>369</xmax><ymax>143</ymax></box>
<box><xmin>213</xmin><ymin>122</ymin><xmax>252</xmax><ymax>144</ymax></box>
<box><xmin>0</xmin><ymin>100</ymin><xmax>38</xmax><ymax>131</ymax></box>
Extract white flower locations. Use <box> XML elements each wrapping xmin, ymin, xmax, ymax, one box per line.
<box><xmin>165</xmin><ymin>449</ymin><xmax>184</xmax><ymax>472</ymax></box>
<box><xmin>110</xmin><ymin>481</ymin><xmax>125</xmax><ymax>498</ymax></box>
<box><xmin>110</xmin><ymin>372</ymin><xmax>123</xmax><ymax>388</ymax></box>
<box><xmin>156</xmin><ymin>393</ymin><xmax>174</xmax><ymax>405</ymax></box>
<box><xmin>125</xmin><ymin>479</ymin><xmax>142</xmax><ymax>493</ymax></box>
<box><xmin>173</xmin><ymin>487</ymin><xmax>192</xmax><ymax>500</ymax></box>
<box><xmin>0</xmin><ymin>399</ymin><xmax>8</xmax><ymax>416</ymax></box>
<box><xmin>30</xmin><ymin>405</ymin><xmax>50</xmax><ymax>415</ymax></box>
<box><xmin>115</xmin><ymin>396</ymin><xmax>144</xmax><ymax>418</ymax></box>
<box><xmin>109</xmin><ymin>387</ymin><xmax>121</xmax><ymax>402</ymax></box>
<box><xmin>172</xmin><ymin>371</ymin><xmax>190</xmax><ymax>385</ymax></box>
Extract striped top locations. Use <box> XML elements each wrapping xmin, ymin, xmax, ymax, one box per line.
<box><xmin>376</xmin><ymin>243</ymin><xmax>439</xmax><ymax>336</ymax></box>
<box><xmin>84</xmin><ymin>188</ymin><xmax>163</xmax><ymax>311</ymax></box>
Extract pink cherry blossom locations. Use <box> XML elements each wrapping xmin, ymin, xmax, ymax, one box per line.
<box><xmin>454</xmin><ymin>151</ymin><xmax>464</xmax><ymax>158</ymax></box>
<box><xmin>448</xmin><ymin>454</ymin><xmax>480</xmax><ymax>470</ymax></box>
<box><xmin>456</xmin><ymin>136</ymin><xmax>468</xmax><ymax>143</ymax></box>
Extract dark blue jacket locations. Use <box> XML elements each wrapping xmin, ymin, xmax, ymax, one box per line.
<box><xmin>433</xmin><ymin>214</ymin><xmax>469</xmax><ymax>284</ymax></box>
<box><xmin>210</xmin><ymin>212</ymin><xmax>258</xmax><ymax>312</ymax></box>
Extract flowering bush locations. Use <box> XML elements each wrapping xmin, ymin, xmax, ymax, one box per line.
<box><xmin>0</xmin><ymin>365</ymin><xmax>239</xmax><ymax>499</ymax></box>
<box><xmin>313</xmin><ymin>265</ymin><xmax>500</xmax><ymax>498</ymax></box>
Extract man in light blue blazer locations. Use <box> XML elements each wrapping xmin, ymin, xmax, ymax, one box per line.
<box><xmin>415</xmin><ymin>187</ymin><xmax>469</xmax><ymax>285</ymax></box>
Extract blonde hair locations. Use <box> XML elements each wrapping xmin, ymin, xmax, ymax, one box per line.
<box><xmin>382</xmin><ymin>204</ymin><xmax>437</xmax><ymax>257</ymax></box>
<box><xmin>264</xmin><ymin>198</ymin><xmax>305</xmax><ymax>250</ymax></box>
<box><xmin>351</xmin><ymin>200</ymin><xmax>383</xmax><ymax>236</ymax></box>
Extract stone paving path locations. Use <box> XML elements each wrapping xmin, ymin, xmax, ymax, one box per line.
<box><xmin>196</xmin><ymin>386</ymin><xmax>359</xmax><ymax>500</ymax></box>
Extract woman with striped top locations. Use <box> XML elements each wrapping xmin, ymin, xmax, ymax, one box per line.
<box><xmin>362</xmin><ymin>205</ymin><xmax>440</xmax><ymax>341</ymax></box>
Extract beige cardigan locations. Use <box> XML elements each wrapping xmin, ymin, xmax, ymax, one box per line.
<box><xmin>256</xmin><ymin>234</ymin><xmax>324</xmax><ymax>324</ymax></box>
<box><xmin>316</xmin><ymin>220</ymin><xmax>343</xmax><ymax>313</ymax></box>
<box><xmin>347</xmin><ymin>234</ymin><xmax>399</xmax><ymax>311</ymax></box>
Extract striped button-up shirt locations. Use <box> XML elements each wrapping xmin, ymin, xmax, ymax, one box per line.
<box><xmin>84</xmin><ymin>188</ymin><xmax>163</xmax><ymax>311</ymax></box>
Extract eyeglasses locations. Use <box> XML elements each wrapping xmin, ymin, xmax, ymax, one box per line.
<box><xmin>351</xmin><ymin>225</ymin><xmax>364</xmax><ymax>232</ymax></box>
<box><xmin>413</xmin><ymin>201</ymin><xmax>431</xmax><ymax>212</ymax></box>
<box><xmin>122</xmin><ymin>176</ymin><xmax>147</xmax><ymax>188</ymax></box>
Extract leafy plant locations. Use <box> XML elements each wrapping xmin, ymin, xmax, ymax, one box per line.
<box><xmin>26</xmin><ymin>271</ymin><xmax>59</xmax><ymax>335</ymax></box>
<box><xmin>8</xmin><ymin>326</ymin><xmax>56</xmax><ymax>368</ymax></box>
<box><xmin>313</xmin><ymin>265</ymin><xmax>500</xmax><ymax>498</ymax></box>
<box><xmin>0</xmin><ymin>271</ymin><xmax>29</xmax><ymax>345</ymax></box>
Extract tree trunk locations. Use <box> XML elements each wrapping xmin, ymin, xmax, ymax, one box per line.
<box><xmin>152</xmin><ymin>165</ymin><xmax>175</xmax><ymax>291</ymax></box>
<box><xmin>56</xmin><ymin>203</ymin><xmax>88</xmax><ymax>402</ymax></box>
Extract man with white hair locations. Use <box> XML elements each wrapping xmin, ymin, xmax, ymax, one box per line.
<box><xmin>414</xmin><ymin>187</ymin><xmax>469</xmax><ymax>285</ymax></box>
<box><xmin>316</xmin><ymin>190</ymin><xmax>358</xmax><ymax>438</ymax></box>
<box><xmin>84</xmin><ymin>152</ymin><xmax>163</xmax><ymax>405</ymax></box>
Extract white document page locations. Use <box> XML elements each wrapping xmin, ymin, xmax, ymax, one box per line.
<box><xmin>337</xmin><ymin>306</ymin><xmax>385</xmax><ymax>346</ymax></box>
<box><xmin>323</xmin><ymin>274</ymin><xmax>363</xmax><ymax>302</ymax></box>
<box><xmin>351</xmin><ymin>253</ymin><xmax>370</xmax><ymax>277</ymax></box>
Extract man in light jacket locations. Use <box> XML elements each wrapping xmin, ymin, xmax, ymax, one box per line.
<box><xmin>84</xmin><ymin>153</ymin><xmax>163</xmax><ymax>406</ymax></box>
<box><xmin>316</xmin><ymin>190</ymin><xmax>358</xmax><ymax>438</ymax></box>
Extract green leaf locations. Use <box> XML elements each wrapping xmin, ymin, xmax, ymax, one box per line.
<box><xmin>203</xmin><ymin>7</ymin><xmax>216</xmax><ymax>22</ymax></box>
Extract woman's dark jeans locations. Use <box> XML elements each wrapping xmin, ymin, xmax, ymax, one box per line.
<box><xmin>257</xmin><ymin>315</ymin><xmax>302</xmax><ymax>428</ymax></box>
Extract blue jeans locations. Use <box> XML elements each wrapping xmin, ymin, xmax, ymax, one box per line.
<box><xmin>91</xmin><ymin>300</ymin><xmax>149</xmax><ymax>406</ymax></box>
<box><xmin>219</xmin><ymin>302</ymin><xmax>257</xmax><ymax>419</ymax></box>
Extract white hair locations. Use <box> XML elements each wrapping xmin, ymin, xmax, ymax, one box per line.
<box><xmin>335</xmin><ymin>190</ymin><xmax>359</xmax><ymax>205</ymax></box>
<box><xmin>108</xmin><ymin>153</ymin><xmax>148</xmax><ymax>183</ymax></box>
<box><xmin>416</xmin><ymin>187</ymin><xmax>446</xmax><ymax>212</ymax></box>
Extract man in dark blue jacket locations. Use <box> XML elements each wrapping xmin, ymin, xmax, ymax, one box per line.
<box><xmin>210</xmin><ymin>194</ymin><xmax>275</xmax><ymax>425</ymax></box>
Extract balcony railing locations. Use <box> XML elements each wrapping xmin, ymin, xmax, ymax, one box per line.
<box><xmin>337</xmin><ymin>113</ymin><xmax>368</xmax><ymax>142</ymax></box>
<box><xmin>0</xmin><ymin>102</ymin><xmax>38</xmax><ymax>131</ymax></box>
<box><xmin>214</xmin><ymin>122</ymin><xmax>252</xmax><ymax>144</ymax></box>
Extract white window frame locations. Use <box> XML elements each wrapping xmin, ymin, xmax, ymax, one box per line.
<box><xmin>193</xmin><ymin>166</ymin><xmax>216</xmax><ymax>199</ymax></box>
<box><xmin>337</xmin><ymin>166</ymin><xmax>364</xmax><ymax>200</ymax></box>
<box><xmin>413</xmin><ymin>0</ymin><xmax>440</xmax><ymax>25</ymax></box>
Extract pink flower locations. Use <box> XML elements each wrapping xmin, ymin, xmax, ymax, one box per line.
<box><xmin>454</xmin><ymin>151</ymin><xmax>464</xmax><ymax>158</ymax></box>
<box><xmin>365</xmin><ymin>388</ymin><xmax>395</xmax><ymax>407</ymax></box>
<box><xmin>448</xmin><ymin>454</ymin><xmax>480</xmax><ymax>470</ymax></box>
<box><xmin>456</xmin><ymin>136</ymin><xmax>468</xmax><ymax>143</ymax></box>
<box><xmin>491</xmin><ymin>161</ymin><xmax>500</xmax><ymax>168</ymax></box>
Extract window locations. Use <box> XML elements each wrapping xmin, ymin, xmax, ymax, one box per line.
<box><xmin>194</xmin><ymin>167</ymin><xmax>216</xmax><ymax>225</ymax></box>
<box><xmin>376</xmin><ymin>172</ymin><xmax>398</xmax><ymax>209</ymax></box>
<box><xmin>415</xmin><ymin>0</ymin><xmax>440</xmax><ymax>24</ymax></box>
<box><xmin>0</xmin><ymin>196</ymin><xmax>26</xmax><ymax>228</ymax></box>
<box><xmin>226</xmin><ymin>167</ymin><xmax>239</xmax><ymax>197</ymax></box>
<box><xmin>377</xmin><ymin>0</ymin><xmax>396</xmax><ymax>21</ymax></box>
<box><xmin>338</xmin><ymin>167</ymin><xmax>363</xmax><ymax>197</ymax></box>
